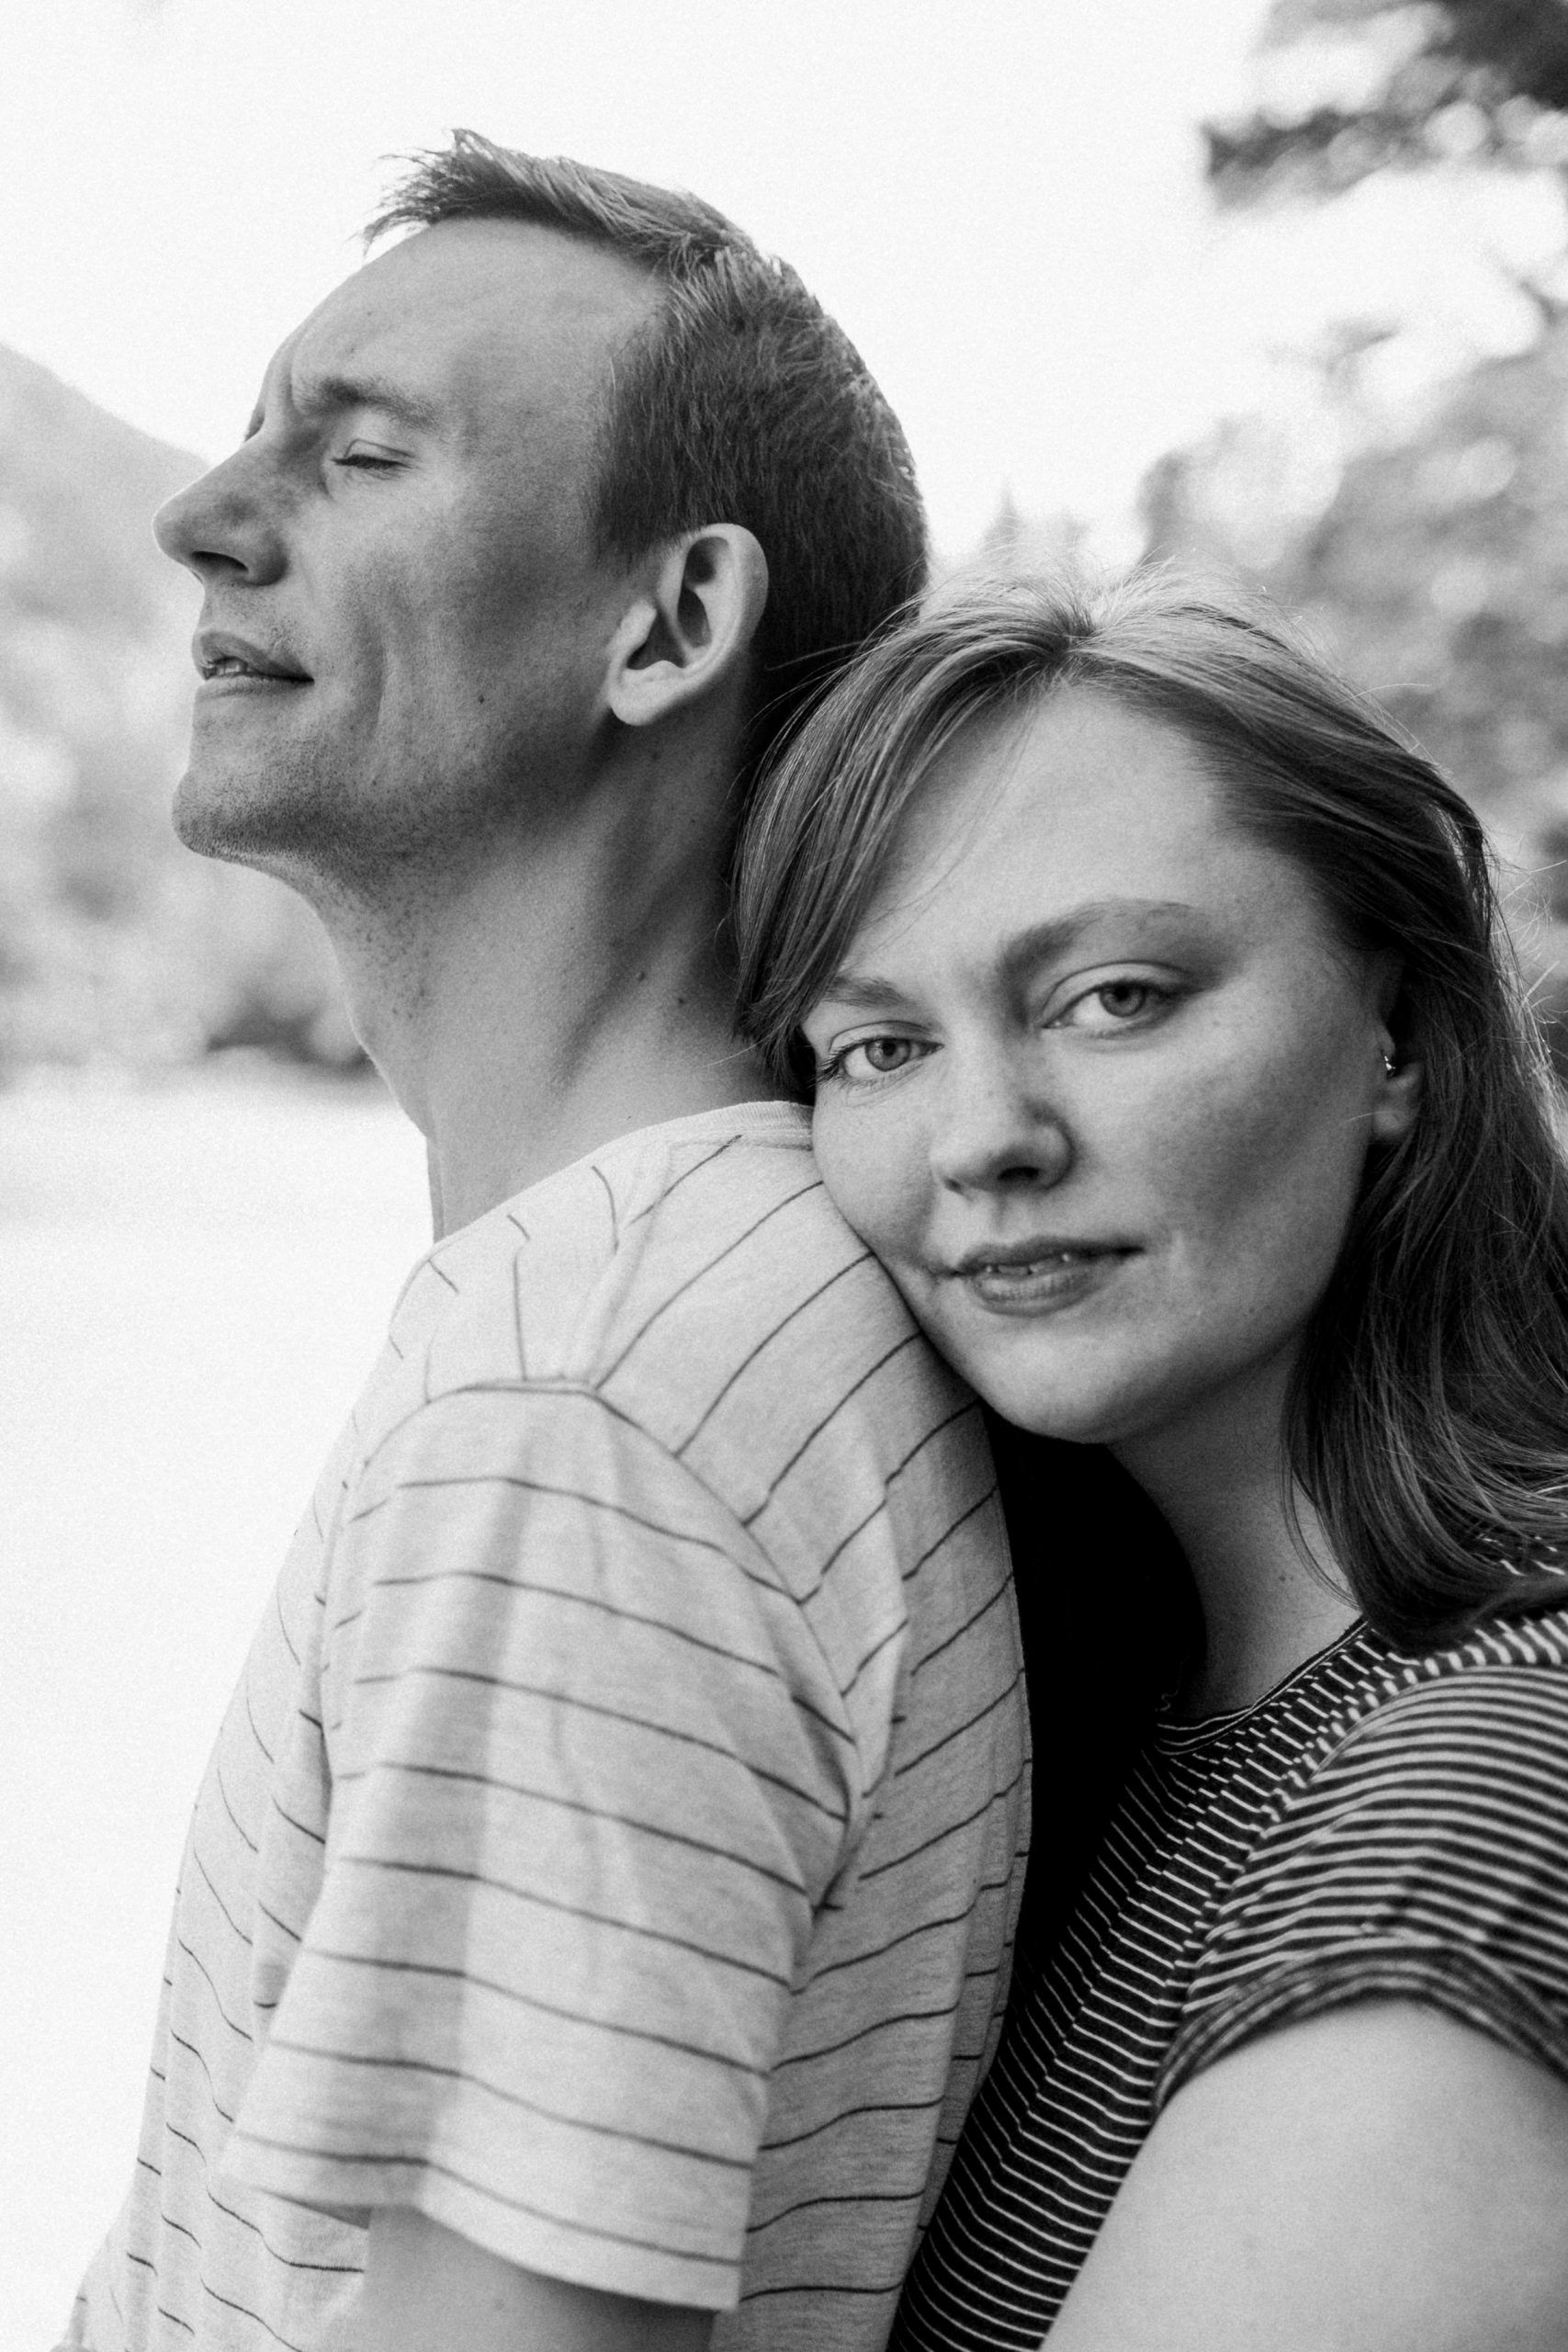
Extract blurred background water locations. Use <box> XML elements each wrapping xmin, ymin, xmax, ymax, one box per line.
<box><xmin>0</xmin><ymin>1069</ymin><xmax>429</xmax><ymax>2344</ymax></box>
<box><xmin>9</xmin><ymin>0</ymin><xmax>1568</xmax><ymax>2340</ymax></box>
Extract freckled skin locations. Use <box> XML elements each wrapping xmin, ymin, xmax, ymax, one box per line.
<box><xmin>804</xmin><ymin>691</ymin><xmax>1400</xmax><ymax>1468</ymax></box>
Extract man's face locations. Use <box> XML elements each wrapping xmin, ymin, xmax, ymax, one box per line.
<box><xmin>155</xmin><ymin>217</ymin><xmax>661</xmax><ymax>879</ymax></box>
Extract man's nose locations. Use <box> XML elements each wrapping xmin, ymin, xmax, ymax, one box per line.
<box><xmin>152</xmin><ymin>441</ymin><xmax>287</xmax><ymax>587</ymax></box>
<box><xmin>928</xmin><ymin>1048</ymin><xmax>1072</xmax><ymax>1197</ymax></box>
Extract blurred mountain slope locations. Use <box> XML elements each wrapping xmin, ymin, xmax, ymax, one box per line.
<box><xmin>0</xmin><ymin>342</ymin><xmax>200</xmax><ymax>637</ymax></box>
<box><xmin>0</xmin><ymin>343</ymin><xmax>357</xmax><ymax>1072</ymax></box>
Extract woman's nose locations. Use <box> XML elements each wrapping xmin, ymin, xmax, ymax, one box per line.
<box><xmin>153</xmin><ymin>441</ymin><xmax>287</xmax><ymax>587</ymax></box>
<box><xmin>927</xmin><ymin>1053</ymin><xmax>1072</xmax><ymax>1196</ymax></box>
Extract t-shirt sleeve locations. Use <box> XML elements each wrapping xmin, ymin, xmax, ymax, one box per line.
<box><xmin>1161</xmin><ymin>1665</ymin><xmax>1568</xmax><ymax>2108</ymax></box>
<box><xmin>221</xmin><ymin>1381</ymin><xmax>871</xmax><ymax>2310</ymax></box>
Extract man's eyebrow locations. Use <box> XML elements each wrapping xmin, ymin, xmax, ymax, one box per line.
<box><xmin>818</xmin><ymin>899</ymin><xmax>1202</xmax><ymax>1009</ymax></box>
<box><xmin>290</xmin><ymin>369</ymin><xmax>445</xmax><ymax>434</ymax></box>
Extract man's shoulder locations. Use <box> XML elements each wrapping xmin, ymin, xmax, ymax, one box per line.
<box><xmin>377</xmin><ymin>1101</ymin><xmax>902</xmax><ymax>1364</ymax></box>
<box><xmin>575</xmin><ymin>1103</ymin><xmax>968</xmax><ymax>1476</ymax></box>
<box><xmin>370</xmin><ymin>1099</ymin><xmax>973</xmax><ymax>1514</ymax></box>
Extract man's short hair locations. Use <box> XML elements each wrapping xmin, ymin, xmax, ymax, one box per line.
<box><xmin>369</xmin><ymin>130</ymin><xmax>930</xmax><ymax>786</ymax></box>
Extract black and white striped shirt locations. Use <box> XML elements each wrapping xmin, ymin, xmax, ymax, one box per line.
<box><xmin>892</xmin><ymin>1601</ymin><xmax>1568</xmax><ymax>2349</ymax></box>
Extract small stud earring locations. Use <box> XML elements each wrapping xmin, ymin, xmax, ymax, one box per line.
<box><xmin>1383</xmin><ymin>1053</ymin><xmax>1396</xmax><ymax>1075</ymax></box>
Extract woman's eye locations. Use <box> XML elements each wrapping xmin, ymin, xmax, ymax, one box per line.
<box><xmin>820</xmin><ymin>1035</ymin><xmax>928</xmax><ymax>1084</ymax></box>
<box><xmin>1097</xmin><ymin>981</ymin><xmax>1155</xmax><ymax>1019</ymax></box>
<box><xmin>1056</xmin><ymin>979</ymin><xmax>1169</xmax><ymax>1032</ymax></box>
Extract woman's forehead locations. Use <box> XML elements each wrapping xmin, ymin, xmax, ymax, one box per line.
<box><xmin>871</xmin><ymin>689</ymin><xmax>1225</xmax><ymax>913</ymax></box>
<box><xmin>823</xmin><ymin>686</ymin><xmax>1351</xmax><ymax>1001</ymax></box>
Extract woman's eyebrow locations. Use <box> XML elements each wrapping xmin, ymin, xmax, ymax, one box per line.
<box><xmin>818</xmin><ymin>899</ymin><xmax>1203</xmax><ymax>1012</ymax></box>
<box><xmin>997</xmin><ymin>899</ymin><xmax>1201</xmax><ymax>983</ymax></box>
<box><xmin>814</xmin><ymin>970</ymin><xmax>912</xmax><ymax>1012</ymax></box>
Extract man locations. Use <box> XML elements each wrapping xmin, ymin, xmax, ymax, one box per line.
<box><xmin>62</xmin><ymin>136</ymin><xmax>1029</xmax><ymax>2352</ymax></box>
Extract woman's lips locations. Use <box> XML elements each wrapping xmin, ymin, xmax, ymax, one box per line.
<box><xmin>953</xmin><ymin>1245</ymin><xmax>1135</xmax><ymax>1315</ymax></box>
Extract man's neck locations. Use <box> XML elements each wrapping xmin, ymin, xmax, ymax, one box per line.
<box><xmin>312</xmin><ymin>765</ymin><xmax>775</xmax><ymax>1238</ymax></box>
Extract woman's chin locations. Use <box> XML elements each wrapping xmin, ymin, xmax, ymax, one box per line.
<box><xmin>957</xmin><ymin>1357</ymin><xmax>1148</xmax><ymax>1447</ymax></box>
<box><xmin>910</xmin><ymin>1296</ymin><xmax>1123</xmax><ymax>1438</ymax></box>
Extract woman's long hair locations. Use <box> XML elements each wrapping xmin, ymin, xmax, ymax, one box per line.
<box><xmin>732</xmin><ymin>567</ymin><xmax>1568</xmax><ymax>1650</ymax></box>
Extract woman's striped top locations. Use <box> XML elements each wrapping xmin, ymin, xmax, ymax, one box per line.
<box><xmin>891</xmin><ymin>1600</ymin><xmax>1568</xmax><ymax>2349</ymax></box>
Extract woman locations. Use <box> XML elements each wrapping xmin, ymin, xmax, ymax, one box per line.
<box><xmin>732</xmin><ymin>571</ymin><xmax>1568</xmax><ymax>2350</ymax></box>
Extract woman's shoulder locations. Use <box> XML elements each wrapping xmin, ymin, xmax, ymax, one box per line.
<box><xmin>1219</xmin><ymin>1598</ymin><xmax>1568</xmax><ymax>1778</ymax></box>
<box><xmin>1160</xmin><ymin>1601</ymin><xmax>1568</xmax><ymax>2111</ymax></box>
<box><xmin>1389</xmin><ymin>1595</ymin><xmax>1568</xmax><ymax>1675</ymax></box>
<box><xmin>1336</xmin><ymin>1599</ymin><xmax>1568</xmax><ymax>1758</ymax></box>
<box><xmin>1156</xmin><ymin>1600</ymin><xmax>1568</xmax><ymax>1784</ymax></box>
<box><xmin>1241</xmin><ymin>1597</ymin><xmax>1568</xmax><ymax>1858</ymax></box>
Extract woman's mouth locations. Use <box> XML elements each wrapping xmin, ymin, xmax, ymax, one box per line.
<box><xmin>953</xmin><ymin>1244</ymin><xmax>1134</xmax><ymax>1314</ymax></box>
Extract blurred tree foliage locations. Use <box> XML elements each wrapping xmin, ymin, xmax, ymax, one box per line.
<box><xmin>0</xmin><ymin>344</ymin><xmax>360</xmax><ymax>1076</ymax></box>
<box><xmin>1205</xmin><ymin>1</ymin><xmax>1568</xmax><ymax>201</ymax></box>
<box><xmin>1145</xmin><ymin>326</ymin><xmax>1568</xmax><ymax>933</ymax></box>
<box><xmin>1157</xmin><ymin>0</ymin><xmax>1568</xmax><ymax>1056</ymax></box>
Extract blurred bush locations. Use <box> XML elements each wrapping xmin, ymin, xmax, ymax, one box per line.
<box><xmin>1140</xmin><ymin>318</ymin><xmax>1568</xmax><ymax>1060</ymax></box>
<box><xmin>0</xmin><ymin>344</ymin><xmax>360</xmax><ymax>1078</ymax></box>
<box><xmin>1205</xmin><ymin>0</ymin><xmax>1568</xmax><ymax>204</ymax></box>
<box><xmin>1175</xmin><ymin>0</ymin><xmax>1568</xmax><ymax>1060</ymax></box>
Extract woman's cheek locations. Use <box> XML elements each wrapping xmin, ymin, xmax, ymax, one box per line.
<box><xmin>1136</xmin><ymin>1028</ymin><xmax>1371</xmax><ymax>1307</ymax></box>
<box><xmin>814</xmin><ymin>1096</ymin><xmax>926</xmax><ymax>1261</ymax></box>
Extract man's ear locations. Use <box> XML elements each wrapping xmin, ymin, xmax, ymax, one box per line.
<box><xmin>605</xmin><ymin>525</ymin><xmax>769</xmax><ymax>729</ymax></box>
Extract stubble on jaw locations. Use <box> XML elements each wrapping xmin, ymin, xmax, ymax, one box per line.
<box><xmin>170</xmin><ymin>709</ymin><xmax>553</xmax><ymax>898</ymax></box>
<box><xmin>171</xmin><ymin>731</ymin><xmax>380</xmax><ymax>904</ymax></box>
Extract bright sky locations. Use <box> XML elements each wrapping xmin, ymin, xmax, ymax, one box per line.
<box><xmin>2</xmin><ymin>0</ymin><xmax>1566</xmax><ymax>560</ymax></box>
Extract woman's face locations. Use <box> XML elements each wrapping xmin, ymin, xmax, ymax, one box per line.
<box><xmin>802</xmin><ymin>688</ymin><xmax>1416</xmax><ymax>1456</ymax></box>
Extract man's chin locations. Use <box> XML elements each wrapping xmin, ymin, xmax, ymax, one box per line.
<box><xmin>174</xmin><ymin>768</ymin><xmax>254</xmax><ymax>860</ymax></box>
<box><xmin>172</xmin><ymin>766</ymin><xmax>329</xmax><ymax>881</ymax></box>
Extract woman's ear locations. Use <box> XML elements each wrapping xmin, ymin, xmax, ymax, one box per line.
<box><xmin>604</xmin><ymin>525</ymin><xmax>770</xmax><ymax>729</ymax></box>
<box><xmin>1371</xmin><ymin>1035</ymin><xmax>1422</xmax><ymax>1146</ymax></box>
<box><xmin>1369</xmin><ymin>958</ymin><xmax>1420</xmax><ymax>1146</ymax></box>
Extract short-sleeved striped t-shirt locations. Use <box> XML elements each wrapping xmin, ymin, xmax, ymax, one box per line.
<box><xmin>65</xmin><ymin>1102</ymin><xmax>1030</xmax><ymax>2352</ymax></box>
<box><xmin>892</xmin><ymin>1602</ymin><xmax>1568</xmax><ymax>2350</ymax></box>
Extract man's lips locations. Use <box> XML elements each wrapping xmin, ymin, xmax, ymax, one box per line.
<box><xmin>194</xmin><ymin>629</ymin><xmax>311</xmax><ymax>684</ymax></box>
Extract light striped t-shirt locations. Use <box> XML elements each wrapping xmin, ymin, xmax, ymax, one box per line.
<box><xmin>891</xmin><ymin>1602</ymin><xmax>1568</xmax><ymax>2349</ymax></box>
<box><xmin>66</xmin><ymin>1102</ymin><xmax>1030</xmax><ymax>2352</ymax></box>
